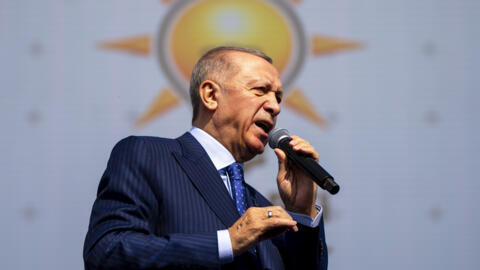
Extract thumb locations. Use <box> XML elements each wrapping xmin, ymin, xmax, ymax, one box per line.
<box><xmin>274</xmin><ymin>148</ymin><xmax>288</xmax><ymax>174</ymax></box>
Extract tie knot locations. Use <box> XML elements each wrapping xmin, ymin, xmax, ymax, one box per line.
<box><xmin>226</xmin><ymin>162</ymin><xmax>244</xmax><ymax>182</ymax></box>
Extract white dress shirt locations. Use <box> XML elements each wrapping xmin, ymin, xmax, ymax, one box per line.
<box><xmin>189</xmin><ymin>126</ymin><xmax>323</xmax><ymax>263</ymax></box>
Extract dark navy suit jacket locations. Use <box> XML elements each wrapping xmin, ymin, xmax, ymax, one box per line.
<box><xmin>84</xmin><ymin>133</ymin><xmax>328</xmax><ymax>269</ymax></box>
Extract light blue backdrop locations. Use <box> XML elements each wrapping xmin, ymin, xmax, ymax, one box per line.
<box><xmin>1</xmin><ymin>0</ymin><xmax>479</xmax><ymax>269</ymax></box>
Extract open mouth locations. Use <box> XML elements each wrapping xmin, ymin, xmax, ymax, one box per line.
<box><xmin>254</xmin><ymin>121</ymin><xmax>273</xmax><ymax>134</ymax></box>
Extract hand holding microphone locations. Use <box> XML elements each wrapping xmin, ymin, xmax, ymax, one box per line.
<box><xmin>269</xmin><ymin>128</ymin><xmax>340</xmax><ymax>195</ymax></box>
<box><xmin>228</xmin><ymin>130</ymin><xmax>337</xmax><ymax>256</ymax></box>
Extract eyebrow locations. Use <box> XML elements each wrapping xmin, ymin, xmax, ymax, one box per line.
<box><xmin>247</xmin><ymin>79</ymin><xmax>281</xmax><ymax>90</ymax></box>
<box><xmin>247</xmin><ymin>78</ymin><xmax>283</xmax><ymax>98</ymax></box>
<box><xmin>246</xmin><ymin>78</ymin><xmax>263</xmax><ymax>86</ymax></box>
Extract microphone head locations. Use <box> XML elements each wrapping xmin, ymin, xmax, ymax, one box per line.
<box><xmin>268</xmin><ymin>128</ymin><xmax>290</xmax><ymax>149</ymax></box>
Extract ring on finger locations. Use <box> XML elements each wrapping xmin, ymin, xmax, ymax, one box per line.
<box><xmin>267</xmin><ymin>210</ymin><xmax>273</xmax><ymax>218</ymax></box>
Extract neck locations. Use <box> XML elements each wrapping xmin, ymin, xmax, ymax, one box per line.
<box><xmin>193</xmin><ymin>117</ymin><xmax>245</xmax><ymax>162</ymax></box>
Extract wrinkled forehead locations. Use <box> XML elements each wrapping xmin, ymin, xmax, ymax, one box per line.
<box><xmin>226</xmin><ymin>51</ymin><xmax>281</xmax><ymax>84</ymax></box>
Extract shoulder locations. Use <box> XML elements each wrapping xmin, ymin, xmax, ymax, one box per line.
<box><xmin>104</xmin><ymin>136</ymin><xmax>183</xmax><ymax>168</ymax></box>
<box><xmin>102</xmin><ymin>135</ymin><xmax>187</xmax><ymax>182</ymax></box>
<box><xmin>112</xmin><ymin>135</ymin><xmax>181</xmax><ymax>154</ymax></box>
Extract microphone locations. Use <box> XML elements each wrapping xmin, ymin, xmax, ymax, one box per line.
<box><xmin>268</xmin><ymin>128</ymin><xmax>340</xmax><ymax>195</ymax></box>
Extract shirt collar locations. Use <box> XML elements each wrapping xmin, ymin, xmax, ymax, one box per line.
<box><xmin>189</xmin><ymin>126</ymin><xmax>237</xmax><ymax>170</ymax></box>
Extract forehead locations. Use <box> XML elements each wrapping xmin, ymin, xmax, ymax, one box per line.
<box><xmin>225</xmin><ymin>51</ymin><xmax>281</xmax><ymax>83</ymax></box>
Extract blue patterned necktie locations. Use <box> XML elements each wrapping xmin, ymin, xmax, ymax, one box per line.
<box><xmin>225</xmin><ymin>162</ymin><xmax>248</xmax><ymax>216</ymax></box>
<box><xmin>224</xmin><ymin>163</ymin><xmax>259</xmax><ymax>257</ymax></box>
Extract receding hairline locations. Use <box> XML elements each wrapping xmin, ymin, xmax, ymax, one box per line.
<box><xmin>203</xmin><ymin>50</ymin><xmax>240</xmax><ymax>82</ymax></box>
<box><xmin>200</xmin><ymin>46</ymin><xmax>272</xmax><ymax>64</ymax></box>
<box><xmin>208</xmin><ymin>49</ymin><xmax>275</xmax><ymax>82</ymax></box>
<box><xmin>193</xmin><ymin>46</ymin><xmax>273</xmax><ymax>85</ymax></box>
<box><xmin>189</xmin><ymin>46</ymin><xmax>274</xmax><ymax>122</ymax></box>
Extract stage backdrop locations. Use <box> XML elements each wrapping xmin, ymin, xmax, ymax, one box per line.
<box><xmin>1</xmin><ymin>0</ymin><xmax>479</xmax><ymax>269</ymax></box>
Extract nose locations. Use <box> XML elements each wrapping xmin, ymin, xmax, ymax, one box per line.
<box><xmin>264</xmin><ymin>93</ymin><xmax>281</xmax><ymax>117</ymax></box>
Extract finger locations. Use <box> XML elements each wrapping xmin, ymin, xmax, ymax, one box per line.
<box><xmin>288</xmin><ymin>136</ymin><xmax>308</xmax><ymax>147</ymax></box>
<box><xmin>263</xmin><ymin>217</ymin><xmax>298</xmax><ymax>230</ymax></box>
<box><xmin>269</xmin><ymin>206</ymin><xmax>294</xmax><ymax>219</ymax></box>
<box><xmin>289</xmin><ymin>137</ymin><xmax>310</xmax><ymax>150</ymax></box>
<box><xmin>289</xmin><ymin>138</ymin><xmax>310</xmax><ymax>150</ymax></box>
<box><xmin>250</xmin><ymin>207</ymin><xmax>295</xmax><ymax>224</ymax></box>
<box><xmin>290</xmin><ymin>141</ymin><xmax>309</xmax><ymax>151</ymax></box>
<box><xmin>264</xmin><ymin>219</ymin><xmax>298</xmax><ymax>236</ymax></box>
<box><xmin>295</xmin><ymin>145</ymin><xmax>319</xmax><ymax>161</ymax></box>
<box><xmin>255</xmin><ymin>207</ymin><xmax>295</xmax><ymax>223</ymax></box>
<box><xmin>289</xmin><ymin>140</ymin><xmax>319</xmax><ymax>161</ymax></box>
<box><xmin>261</xmin><ymin>208</ymin><xmax>292</xmax><ymax>221</ymax></box>
<box><xmin>262</xmin><ymin>207</ymin><xmax>296</xmax><ymax>223</ymax></box>
<box><xmin>289</xmin><ymin>135</ymin><xmax>301</xmax><ymax>142</ymax></box>
<box><xmin>274</xmin><ymin>148</ymin><xmax>287</xmax><ymax>162</ymax></box>
<box><xmin>274</xmin><ymin>148</ymin><xmax>288</xmax><ymax>173</ymax></box>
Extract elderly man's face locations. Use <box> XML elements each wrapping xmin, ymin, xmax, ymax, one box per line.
<box><xmin>214</xmin><ymin>51</ymin><xmax>282</xmax><ymax>162</ymax></box>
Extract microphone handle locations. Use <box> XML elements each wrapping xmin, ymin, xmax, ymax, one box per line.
<box><xmin>278</xmin><ymin>138</ymin><xmax>340</xmax><ymax>195</ymax></box>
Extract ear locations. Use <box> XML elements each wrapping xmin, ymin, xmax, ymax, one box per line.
<box><xmin>198</xmin><ymin>80</ymin><xmax>220</xmax><ymax>111</ymax></box>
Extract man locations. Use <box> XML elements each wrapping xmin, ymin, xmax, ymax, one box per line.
<box><xmin>84</xmin><ymin>46</ymin><xmax>328</xmax><ymax>269</ymax></box>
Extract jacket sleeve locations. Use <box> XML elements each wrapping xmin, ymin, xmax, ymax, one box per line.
<box><xmin>288</xmin><ymin>218</ymin><xmax>328</xmax><ymax>270</ymax></box>
<box><xmin>252</xmin><ymin>187</ymin><xmax>328</xmax><ymax>270</ymax></box>
<box><xmin>270</xmin><ymin>218</ymin><xmax>328</xmax><ymax>270</ymax></box>
<box><xmin>83</xmin><ymin>137</ymin><xmax>221</xmax><ymax>269</ymax></box>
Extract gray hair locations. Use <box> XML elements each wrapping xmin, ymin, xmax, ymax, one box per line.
<box><xmin>189</xmin><ymin>46</ymin><xmax>273</xmax><ymax>122</ymax></box>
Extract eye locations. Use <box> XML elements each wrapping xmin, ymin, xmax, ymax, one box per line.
<box><xmin>276</xmin><ymin>93</ymin><xmax>282</xmax><ymax>104</ymax></box>
<box><xmin>252</xmin><ymin>87</ymin><xmax>268</xmax><ymax>95</ymax></box>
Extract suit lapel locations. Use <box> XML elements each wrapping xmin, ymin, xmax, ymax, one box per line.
<box><xmin>173</xmin><ymin>132</ymin><xmax>240</xmax><ymax>228</ymax></box>
<box><xmin>174</xmin><ymin>132</ymin><xmax>285</xmax><ymax>269</ymax></box>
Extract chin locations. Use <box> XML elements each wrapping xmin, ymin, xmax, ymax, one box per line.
<box><xmin>248</xmin><ymin>140</ymin><xmax>266</xmax><ymax>155</ymax></box>
<box><xmin>242</xmin><ymin>135</ymin><xmax>267</xmax><ymax>161</ymax></box>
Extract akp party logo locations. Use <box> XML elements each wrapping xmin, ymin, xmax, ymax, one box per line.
<box><xmin>99</xmin><ymin>0</ymin><xmax>362</xmax><ymax>127</ymax></box>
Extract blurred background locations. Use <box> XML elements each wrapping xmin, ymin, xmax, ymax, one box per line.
<box><xmin>1</xmin><ymin>0</ymin><xmax>479</xmax><ymax>269</ymax></box>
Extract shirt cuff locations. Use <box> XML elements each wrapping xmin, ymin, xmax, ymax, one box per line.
<box><xmin>217</xmin><ymin>229</ymin><xmax>234</xmax><ymax>263</ymax></box>
<box><xmin>289</xmin><ymin>204</ymin><xmax>323</xmax><ymax>228</ymax></box>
